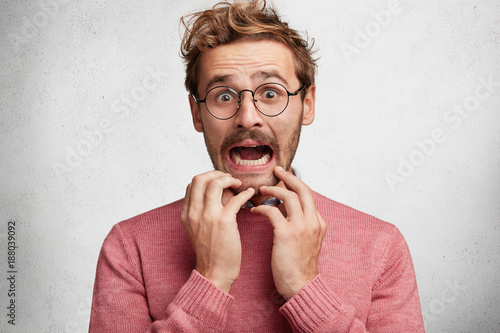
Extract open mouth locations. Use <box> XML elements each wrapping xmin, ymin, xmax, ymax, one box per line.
<box><xmin>229</xmin><ymin>145</ymin><xmax>273</xmax><ymax>166</ymax></box>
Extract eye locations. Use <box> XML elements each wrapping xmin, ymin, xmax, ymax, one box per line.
<box><xmin>263</xmin><ymin>89</ymin><xmax>278</xmax><ymax>99</ymax></box>
<box><xmin>216</xmin><ymin>91</ymin><xmax>236</xmax><ymax>103</ymax></box>
<box><xmin>257</xmin><ymin>84</ymin><xmax>286</xmax><ymax>102</ymax></box>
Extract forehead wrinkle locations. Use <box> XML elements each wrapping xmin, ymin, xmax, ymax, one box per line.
<box><xmin>199</xmin><ymin>41</ymin><xmax>297</xmax><ymax>94</ymax></box>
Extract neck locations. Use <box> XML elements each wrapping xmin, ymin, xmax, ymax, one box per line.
<box><xmin>248</xmin><ymin>184</ymin><xmax>284</xmax><ymax>206</ymax></box>
<box><xmin>247</xmin><ymin>166</ymin><xmax>293</xmax><ymax>206</ymax></box>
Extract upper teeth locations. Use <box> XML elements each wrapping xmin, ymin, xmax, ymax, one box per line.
<box><xmin>236</xmin><ymin>145</ymin><xmax>264</xmax><ymax>151</ymax></box>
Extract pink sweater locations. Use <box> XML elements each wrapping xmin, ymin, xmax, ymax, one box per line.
<box><xmin>90</xmin><ymin>192</ymin><xmax>424</xmax><ymax>332</ymax></box>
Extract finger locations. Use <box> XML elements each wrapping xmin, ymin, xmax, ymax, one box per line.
<box><xmin>258</xmin><ymin>185</ymin><xmax>303</xmax><ymax>218</ymax></box>
<box><xmin>317</xmin><ymin>209</ymin><xmax>327</xmax><ymax>239</ymax></box>
<box><xmin>189</xmin><ymin>170</ymin><xmax>231</xmax><ymax>212</ymax></box>
<box><xmin>274</xmin><ymin>166</ymin><xmax>316</xmax><ymax>216</ymax></box>
<box><xmin>221</xmin><ymin>188</ymin><xmax>236</xmax><ymax>206</ymax></box>
<box><xmin>204</xmin><ymin>175</ymin><xmax>242</xmax><ymax>210</ymax></box>
<box><xmin>181</xmin><ymin>183</ymin><xmax>192</xmax><ymax>225</ymax></box>
<box><xmin>224</xmin><ymin>187</ymin><xmax>255</xmax><ymax>213</ymax></box>
<box><xmin>250</xmin><ymin>205</ymin><xmax>287</xmax><ymax>229</ymax></box>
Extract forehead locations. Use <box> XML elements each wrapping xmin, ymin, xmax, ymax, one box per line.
<box><xmin>197</xmin><ymin>40</ymin><xmax>297</xmax><ymax>91</ymax></box>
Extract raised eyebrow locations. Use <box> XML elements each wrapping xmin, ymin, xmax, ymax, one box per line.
<box><xmin>251</xmin><ymin>71</ymin><xmax>289</xmax><ymax>86</ymax></box>
<box><xmin>205</xmin><ymin>75</ymin><xmax>236</xmax><ymax>91</ymax></box>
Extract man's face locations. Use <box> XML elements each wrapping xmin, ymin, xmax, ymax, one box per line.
<box><xmin>189</xmin><ymin>40</ymin><xmax>315</xmax><ymax>194</ymax></box>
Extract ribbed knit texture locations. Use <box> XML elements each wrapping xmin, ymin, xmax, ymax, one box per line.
<box><xmin>90</xmin><ymin>192</ymin><xmax>425</xmax><ymax>332</ymax></box>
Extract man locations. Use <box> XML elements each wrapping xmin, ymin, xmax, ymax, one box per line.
<box><xmin>90</xmin><ymin>1</ymin><xmax>425</xmax><ymax>332</ymax></box>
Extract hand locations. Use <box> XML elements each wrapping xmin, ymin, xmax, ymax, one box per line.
<box><xmin>251</xmin><ymin>166</ymin><xmax>327</xmax><ymax>300</ymax></box>
<box><xmin>181</xmin><ymin>170</ymin><xmax>255</xmax><ymax>293</ymax></box>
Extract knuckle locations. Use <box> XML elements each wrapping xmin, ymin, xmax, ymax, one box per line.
<box><xmin>321</xmin><ymin>219</ymin><xmax>327</xmax><ymax>231</ymax></box>
<box><xmin>312</xmin><ymin>218</ymin><xmax>326</xmax><ymax>234</ymax></box>
<box><xmin>191</xmin><ymin>174</ymin><xmax>203</xmax><ymax>185</ymax></box>
<box><xmin>187</xmin><ymin>210</ymin><xmax>200</xmax><ymax>223</ymax></box>
<box><xmin>321</xmin><ymin>223</ymin><xmax>327</xmax><ymax>237</ymax></box>
<box><xmin>311</xmin><ymin>223</ymin><xmax>322</xmax><ymax>236</ymax></box>
<box><xmin>201</xmin><ymin>211</ymin><xmax>216</xmax><ymax>224</ymax></box>
<box><xmin>208</xmin><ymin>177</ymin><xmax>224</xmax><ymax>189</ymax></box>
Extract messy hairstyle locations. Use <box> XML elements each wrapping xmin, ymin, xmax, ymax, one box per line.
<box><xmin>180</xmin><ymin>0</ymin><xmax>317</xmax><ymax>97</ymax></box>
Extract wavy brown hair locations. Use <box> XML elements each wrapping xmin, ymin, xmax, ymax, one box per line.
<box><xmin>180</xmin><ymin>0</ymin><xmax>317</xmax><ymax>97</ymax></box>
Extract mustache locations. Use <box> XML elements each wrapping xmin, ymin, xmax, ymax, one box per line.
<box><xmin>220</xmin><ymin>130</ymin><xmax>280</xmax><ymax>155</ymax></box>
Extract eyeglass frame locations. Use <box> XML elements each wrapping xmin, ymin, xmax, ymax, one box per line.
<box><xmin>193</xmin><ymin>82</ymin><xmax>306</xmax><ymax>120</ymax></box>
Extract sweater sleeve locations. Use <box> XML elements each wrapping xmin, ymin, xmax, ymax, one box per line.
<box><xmin>89</xmin><ymin>224</ymin><xmax>234</xmax><ymax>333</ymax></box>
<box><xmin>279</xmin><ymin>227</ymin><xmax>425</xmax><ymax>332</ymax></box>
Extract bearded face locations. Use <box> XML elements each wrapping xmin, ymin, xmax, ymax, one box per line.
<box><xmin>189</xmin><ymin>40</ymin><xmax>315</xmax><ymax>196</ymax></box>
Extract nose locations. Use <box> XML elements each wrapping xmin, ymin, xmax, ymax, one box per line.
<box><xmin>233</xmin><ymin>90</ymin><xmax>264</xmax><ymax>129</ymax></box>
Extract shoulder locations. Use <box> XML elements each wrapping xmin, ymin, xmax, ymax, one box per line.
<box><xmin>312</xmin><ymin>191</ymin><xmax>405</xmax><ymax>247</ymax></box>
<box><xmin>106</xmin><ymin>199</ymin><xmax>186</xmax><ymax>245</ymax></box>
<box><xmin>120</xmin><ymin>198</ymin><xmax>184</xmax><ymax>228</ymax></box>
<box><xmin>313</xmin><ymin>191</ymin><xmax>413</xmax><ymax>277</ymax></box>
<box><xmin>313</xmin><ymin>192</ymin><xmax>395</xmax><ymax>230</ymax></box>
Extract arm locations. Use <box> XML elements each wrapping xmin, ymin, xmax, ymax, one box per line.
<box><xmin>252</xmin><ymin>167</ymin><xmax>424</xmax><ymax>332</ymax></box>
<box><xmin>90</xmin><ymin>171</ymin><xmax>254</xmax><ymax>332</ymax></box>
<box><xmin>279</xmin><ymin>228</ymin><xmax>424</xmax><ymax>332</ymax></box>
<box><xmin>89</xmin><ymin>225</ymin><xmax>234</xmax><ymax>333</ymax></box>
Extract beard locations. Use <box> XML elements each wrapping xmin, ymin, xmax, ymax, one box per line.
<box><xmin>201</xmin><ymin>115</ymin><xmax>303</xmax><ymax>195</ymax></box>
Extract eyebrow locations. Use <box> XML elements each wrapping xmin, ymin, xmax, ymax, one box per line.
<box><xmin>251</xmin><ymin>70</ymin><xmax>289</xmax><ymax>86</ymax></box>
<box><xmin>205</xmin><ymin>75</ymin><xmax>236</xmax><ymax>92</ymax></box>
<box><xmin>203</xmin><ymin>70</ymin><xmax>290</xmax><ymax>94</ymax></box>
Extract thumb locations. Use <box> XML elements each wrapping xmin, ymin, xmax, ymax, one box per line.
<box><xmin>221</xmin><ymin>188</ymin><xmax>236</xmax><ymax>206</ymax></box>
<box><xmin>224</xmin><ymin>187</ymin><xmax>255</xmax><ymax>212</ymax></box>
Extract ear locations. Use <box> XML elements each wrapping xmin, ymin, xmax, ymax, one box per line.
<box><xmin>301</xmin><ymin>85</ymin><xmax>316</xmax><ymax>126</ymax></box>
<box><xmin>189</xmin><ymin>94</ymin><xmax>203</xmax><ymax>132</ymax></box>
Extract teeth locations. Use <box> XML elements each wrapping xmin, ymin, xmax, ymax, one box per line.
<box><xmin>236</xmin><ymin>145</ymin><xmax>264</xmax><ymax>153</ymax></box>
<box><xmin>231</xmin><ymin>150</ymin><xmax>271</xmax><ymax>166</ymax></box>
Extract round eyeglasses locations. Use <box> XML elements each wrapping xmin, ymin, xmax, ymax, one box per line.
<box><xmin>193</xmin><ymin>82</ymin><xmax>306</xmax><ymax>120</ymax></box>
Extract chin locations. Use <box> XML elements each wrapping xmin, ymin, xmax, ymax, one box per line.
<box><xmin>231</xmin><ymin>173</ymin><xmax>280</xmax><ymax>195</ymax></box>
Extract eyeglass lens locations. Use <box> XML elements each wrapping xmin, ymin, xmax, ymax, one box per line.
<box><xmin>205</xmin><ymin>83</ymin><xmax>289</xmax><ymax>119</ymax></box>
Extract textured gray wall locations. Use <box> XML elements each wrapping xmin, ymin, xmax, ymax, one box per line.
<box><xmin>1</xmin><ymin>0</ymin><xmax>499</xmax><ymax>332</ymax></box>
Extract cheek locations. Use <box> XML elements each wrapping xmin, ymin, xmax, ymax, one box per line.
<box><xmin>273</xmin><ymin>114</ymin><xmax>301</xmax><ymax>140</ymax></box>
<box><xmin>274</xmin><ymin>115</ymin><xmax>303</xmax><ymax>155</ymax></box>
<box><xmin>201</xmin><ymin>119</ymin><xmax>229</xmax><ymax>149</ymax></box>
<box><xmin>201</xmin><ymin>115</ymin><xmax>222</xmax><ymax>136</ymax></box>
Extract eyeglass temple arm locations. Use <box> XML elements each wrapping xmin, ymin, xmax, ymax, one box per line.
<box><xmin>288</xmin><ymin>85</ymin><xmax>306</xmax><ymax>96</ymax></box>
<box><xmin>192</xmin><ymin>94</ymin><xmax>206</xmax><ymax>104</ymax></box>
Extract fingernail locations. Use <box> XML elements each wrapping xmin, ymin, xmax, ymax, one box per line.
<box><xmin>276</xmin><ymin>166</ymin><xmax>284</xmax><ymax>171</ymax></box>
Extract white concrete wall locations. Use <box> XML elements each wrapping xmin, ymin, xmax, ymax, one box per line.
<box><xmin>1</xmin><ymin>0</ymin><xmax>499</xmax><ymax>331</ymax></box>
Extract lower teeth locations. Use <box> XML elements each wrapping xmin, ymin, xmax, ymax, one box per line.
<box><xmin>232</xmin><ymin>151</ymin><xmax>271</xmax><ymax>166</ymax></box>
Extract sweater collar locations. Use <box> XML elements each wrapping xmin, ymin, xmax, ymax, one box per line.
<box><xmin>242</xmin><ymin>167</ymin><xmax>300</xmax><ymax>208</ymax></box>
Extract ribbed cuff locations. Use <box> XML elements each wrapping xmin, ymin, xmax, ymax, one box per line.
<box><xmin>172</xmin><ymin>270</ymin><xmax>234</xmax><ymax>329</ymax></box>
<box><xmin>280</xmin><ymin>275</ymin><xmax>354</xmax><ymax>332</ymax></box>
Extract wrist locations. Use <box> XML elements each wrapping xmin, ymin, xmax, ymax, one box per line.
<box><xmin>280</xmin><ymin>283</ymin><xmax>304</xmax><ymax>301</ymax></box>
<box><xmin>197</xmin><ymin>269</ymin><xmax>237</xmax><ymax>293</ymax></box>
<box><xmin>279</xmin><ymin>274</ymin><xmax>318</xmax><ymax>300</ymax></box>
